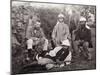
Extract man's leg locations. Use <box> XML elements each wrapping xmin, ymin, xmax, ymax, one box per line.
<box><xmin>83</xmin><ymin>42</ymin><xmax>89</xmax><ymax>51</ymax></box>
<box><xmin>43</xmin><ymin>39</ymin><xmax>48</xmax><ymax>51</ymax></box>
<box><xmin>83</xmin><ymin>42</ymin><xmax>91</xmax><ymax>60</ymax></box>
<box><xmin>73</xmin><ymin>40</ymin><xmax>80</xmax><ymax>59</ymax></box>
<box><xmin>64</xmin><ymin>51</ymin><xmax>72</xmax><ymax>65</ymax></box>
<box><xmin>38</xmin><ymin>57</ymin><xmax>55</xmax><ymax>65</ymax></box>
<box><xmin>27</xmin><ymin>39</ymin><xmax>33</xmax><ymax>49</ymax></box>
<box><xmin>26</xmin><ymin>39</ymin><xmax>34</xmax><ymax>60</ymax></box>
<box><xmin>37</xmin><ymin>57</ymin><xmax>55</xmax><ymax>69</ymax></box>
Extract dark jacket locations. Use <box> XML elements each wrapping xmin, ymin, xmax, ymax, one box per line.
<box><xmin>75</xmin><ymin>25</ymin><xmax>93</xmax><ymax>48</ymax></box>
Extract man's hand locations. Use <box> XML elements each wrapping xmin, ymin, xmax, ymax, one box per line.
<box><xmin>56</xmin><ymin>59</ymin><xmax>62</xmax><ymax>64</ymax></box>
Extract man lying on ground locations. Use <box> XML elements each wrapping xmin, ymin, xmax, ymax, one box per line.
<box><xmin>36</xmin><ymin>39</ymin><xmax>72</xmax><ymax>69</ymax></box>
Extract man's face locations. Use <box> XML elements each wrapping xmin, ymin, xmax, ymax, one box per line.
<box><xmin>58</xmin><ymin>17</ymin><xmax>64</xmax><ymax>22</ymax></box>
<box><xmin>17</xmin><ymin>22</ymin><xmax>22</xmax><ymax>27</ymax></box>
<box><xmin>80</xmin><ymin>21</ymin><xmax>86</xmax><ymax>28</ymax></box>
<box><xmin>80</xmin><ymin>21</ymin><xmax>86</xmax><ymax>25</ymax></box>
<box><xmin>34</xmin><ymin>22</ymin><xmax>41</xmax><ymax>28</ymax></box>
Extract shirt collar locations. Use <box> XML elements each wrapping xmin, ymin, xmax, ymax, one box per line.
<box><xmin>86</xmin><ymin>24</ymin><xmax>91</xmax><ymax>29</ymax></box>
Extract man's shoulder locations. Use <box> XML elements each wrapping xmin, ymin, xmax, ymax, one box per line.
<box><xmin>85</xmin><ymin>26</ymin><xmax>91</xmax><ymax>32</ymax></box>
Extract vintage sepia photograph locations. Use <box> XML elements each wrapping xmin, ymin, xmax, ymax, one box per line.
<box><xmin>11</xmin><ymin>0</ymin><xmax>96</xmax><ymax>75</ymax></box>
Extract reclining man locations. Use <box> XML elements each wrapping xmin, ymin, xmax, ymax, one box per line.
<box><xmin>36</xmin><ymin>39</ymin><xmax>72</xmax><ymax>69</ymax></box>
<box><xmin>73</xmin><ymin>16</ymin><xmax>93</xmax><ymax>60</ymax></box>
<box><xmin>26</xmin><ymin>20</ymin><xmax>48</xmax><ymax>61</ymax></box>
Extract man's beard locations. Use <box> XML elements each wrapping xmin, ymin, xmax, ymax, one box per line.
<box><xmin>34</xmin><ymin>27</ymin><xmax>40</xmax><ymax>30</ymax></box>
<box><xmin>80</xmin><ymin>24</ymin><xmax>85</xmax><ymax>29</ymax></box>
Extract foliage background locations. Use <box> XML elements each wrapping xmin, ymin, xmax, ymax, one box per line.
<box><xmin>11</xmin><ymin>1</ymin><xmax>96</xmax><ymax>74</ymax></box>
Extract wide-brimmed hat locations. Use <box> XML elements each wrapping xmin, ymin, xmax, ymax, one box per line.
<box><xmin>61</xmin><ymin>39</ymin><xmax>70</xmax><ymax>46</ymax></box>
<box><xmin>58</xmin><ymin>13</ymin><xmax>65</xmax><ymax>18</ymax></box>
<box><xmin>79</xmin><ymin>16</ymin><xmax>86</xmax><ymax>22</ymax></box>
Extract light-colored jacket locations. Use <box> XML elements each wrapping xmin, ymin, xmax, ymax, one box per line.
<box><xmin>52</xmin><ymin>22</ymin><xmax>70</xmax><ymax>46</ymax></box>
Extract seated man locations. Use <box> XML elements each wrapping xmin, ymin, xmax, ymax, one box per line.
<box><xmin>36</xmin><ymin>39</ymin><xmax>72</xmax><ymax>69</ymax></box>
<box><xmin>26</xmin><ymin>21</ymin><xmax>48</xmax><ymax>61</ymax></box>
<box><xmin>73</xmin><ymin>16</ymin><xmax>93</xmax><ymax>60</ymax></box>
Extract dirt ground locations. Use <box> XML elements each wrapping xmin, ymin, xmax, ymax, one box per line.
<box><xmin>14</xmin><ymin>28</ymin><xmax>95</xmax><ymax>74</ymax></box>
<box><xmin>11</xmin><ymin>28</ymin><xmax>96</xmax><ymax>75</ymax></box>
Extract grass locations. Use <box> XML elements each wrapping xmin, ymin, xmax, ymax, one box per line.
<box><xmin>12</xmin><ymin>28</ymin><xmax>96</xmax><ymax>75</ymax></box>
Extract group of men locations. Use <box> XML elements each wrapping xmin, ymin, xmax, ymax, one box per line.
<box><xmin>25</xmin><ymin>13</ymin><xmax>93</xmax><ymax>69</ymax></box>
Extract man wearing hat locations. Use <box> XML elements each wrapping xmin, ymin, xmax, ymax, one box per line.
<box><xmin>73</xmin><ymin>16</ymin><xmax>93</xmax><ymax>60</ymax></box>
<box><xmin>26</xmin><ymin>21</ymin><xmax>48</xmax><ymax>61</ymax></box>
<box><xmin>36</xmin><ymin>39</ymin><xmax>72</xmax><ymax>69</ymax></box>
<box><xmin>52</xmin><ymin>13</ymin><xmax>70</xmax><ymax>47</ymax></box>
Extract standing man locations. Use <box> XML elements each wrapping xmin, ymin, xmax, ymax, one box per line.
<box><xmin>52</xmin><ymin>13</ymin><xmax>71</xmax><ymax>47</ymax></box>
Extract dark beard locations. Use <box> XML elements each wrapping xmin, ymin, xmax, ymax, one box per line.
<box><xmin>80</xmin><ymin>24</ymin><xmax>85</xmax><ymax>29</ymax></box>
<box><xmin>34</xmin><ymin>27</ymin><xmax>40</xmax><ymax>30</ymax></box>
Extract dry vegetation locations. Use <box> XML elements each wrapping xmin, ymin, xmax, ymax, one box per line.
<box><xmin>11</xmin><ymin>2</ymin><xmax>96</xmax><ymax>74</ymax></box>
